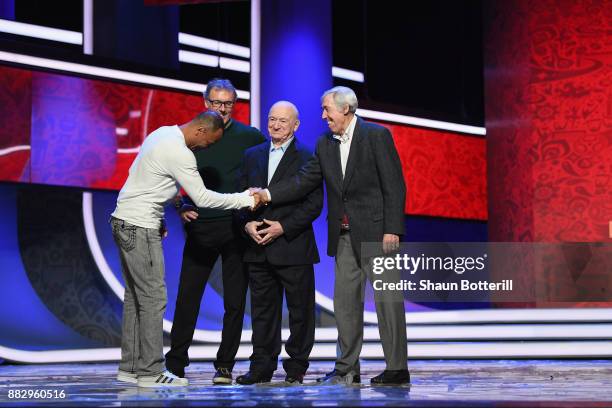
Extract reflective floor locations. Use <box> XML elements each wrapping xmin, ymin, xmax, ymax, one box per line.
<box><xmin>1</xmin><ymin>360</ymin><xmax>612</xmax><ymax>407</ymax></box>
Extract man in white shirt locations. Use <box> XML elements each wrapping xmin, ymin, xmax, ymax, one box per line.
<box><xmin>111</xmin><ymin>111</ymin><xmax>257</xmax><ymax>388</ymax></box>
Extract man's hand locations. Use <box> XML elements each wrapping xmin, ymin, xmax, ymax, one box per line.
<box><xmin>248</xmin><ymin>188</ymin><xmax>270</xmax><ymax>211</ymax></box>
<box><xmin>382</xmin><ymin>233</ymin><xmax>400</xmax><ymax>254</ymax></box>
<box><xmin>245</xmin><ymin>221</ymin><xmax>264</xmax><ymax>244</ymax></box>
<box><xmin>248</xmin><ymin>187</ymin><xmax>263</xmax><ymax>211</ymax></box>
<box><xmin>251</xmin><ymin>191</ymin><xmax>262</xmax><ymax>211</ymax></box>
<box><xmin>252</xmin><ymin>190</ymin><xmax>270</xmax><ymax>211</ymax></box>
<box><xmin>258</xmin><ymin>218</ymin><xmax>283</xmax><ymax>245</ymax></box>
<box><xmin>179</xmin><ymin>204</ymin><xmax>198</xmax><ymax>223</ymax></box>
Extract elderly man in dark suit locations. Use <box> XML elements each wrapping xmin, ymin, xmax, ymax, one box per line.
<box><xmin>236</xmin><ymin>101</ymin><xmax>323</xmax><ymax>385</ymax></box>
<box><xmin>254</xmin><ymin>87</ymin><xmax>409</xmax><ymax>385</ymax></box>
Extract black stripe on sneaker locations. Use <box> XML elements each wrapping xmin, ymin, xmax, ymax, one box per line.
<box><xmin>168</xmin><ymin>378</ymin><xmax>173</xmax><ymax>383</ymax></box>
<box><xmin>163</xmin><ymin>377</ymin><xmax>169</xmax><ymax>383</ymax></box>
<box><xmin>156</xmin><ymin>376</ymin><xmax>162</xmax><ymax>383</ymax></box>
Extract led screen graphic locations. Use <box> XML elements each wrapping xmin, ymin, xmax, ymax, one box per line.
<box><xmin>0</xmin><ymin>64</ymin><xmax>486</xmax><ymax>219</ymax></box>
<box><xmin>0</xmin><ymin>64</ymin><xmax>251</xmax><ymax>189</ymax></box>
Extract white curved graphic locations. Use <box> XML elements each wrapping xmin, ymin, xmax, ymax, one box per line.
<box><xmin>0</xmin><ymin>145</ymin><xmax>31</xmax><ymax>156</ymax></box>
<box><xmin>117</xmin><ymin>147</ymin><xmax>140</xmax><ymax>154</ymax></box>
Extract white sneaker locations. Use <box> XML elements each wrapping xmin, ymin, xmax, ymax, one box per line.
<box><xmin>117</xmin><ymin>370</ymin><xmax>138</xmax><ymax>384</ymax></box>
<box><xmin>137</xmin><ymin>370</ymin><xmax>188</xmax><ymax>387</ymax></box>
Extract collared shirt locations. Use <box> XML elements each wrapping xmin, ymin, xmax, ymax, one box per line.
<box><xmin>333</xmin><ymin>115</ymin><xmax>357</xmax><ymax>178</ymax></box>
<box><xmin>111</xmin><ymin>125</ymin><xmax>253</xmax><ymax>229</ymax></box>
<box><xmin>267</xmin><ymin>137</ymin><xmax>294</xmax><ymax>184</ymax></box>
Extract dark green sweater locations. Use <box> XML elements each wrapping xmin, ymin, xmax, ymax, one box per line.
<box><xmin>191</xmin><ymin>119</ymin><xmax>266</xmax><ymax>221</ymax></box>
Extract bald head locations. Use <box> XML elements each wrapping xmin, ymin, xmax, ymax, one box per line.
<box><xmin>269</xmin><ymin>100</ymin><xmax>299</xmax><ymax>120</ymax></box>
<box><xmin>267</xmin><ymin>101</ymin><xmax>300</xmax><ymax>146</ymax></box>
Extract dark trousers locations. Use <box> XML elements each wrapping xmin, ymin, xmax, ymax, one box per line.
<box><xmin>248</xmin><ymin>261</ymin><xmax>315</xmax><ymax>377</ymax></box>
<box><xmin>166</xmin><ymin>219</ymin><xmax>248</xmax><ymax>373</ymax></box>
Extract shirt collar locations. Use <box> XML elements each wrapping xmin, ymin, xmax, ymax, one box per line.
<box><xmin>270</xmin><ymin>136</ymin><xmax>294</xmax><ymax>152</ymax></box>
<box><xmin>333</xmin><ymin>115</ymin><xmax>357</xmax><ymax>143</ymax></box>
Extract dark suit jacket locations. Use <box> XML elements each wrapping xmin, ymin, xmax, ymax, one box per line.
<box><xmin>268</xmin><ymin>117</ymin><xmax>406</xmax><ymax>258</ymax></box>
<box><xmin>238</xmin><ymin>138</ymin><xmax>322</xmax><ymax>266</ymax></box>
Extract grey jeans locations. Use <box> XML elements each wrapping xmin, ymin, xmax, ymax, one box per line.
<box><xmin>111</xmin><ymin>217</ymin><xmax>166</xmax><ymax>376</ymax></box>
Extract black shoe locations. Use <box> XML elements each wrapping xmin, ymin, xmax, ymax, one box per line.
<box><xmin>316</xmin><ymin>369</ymin><xmax>360</xmax><ymax>384</ymax></box>
<box><xmin>284</xmin><ymin>374</ymin><xmax>304</xmax><ymax>384</ymax></box>
<box><xmin>370</xmin><ymin>369</ymin><xmax>410</xmax><ymax>385</ymax></box>
<box><xmin>212</xmin><ymin>367</ymin><xmax>233</xmax><ymax>385</ymax></box>
<box><xmin>164</xmin><ymin>354</ymin><xmax>186</xmax><ymax>378</ymax></box>
<box><xmin>236</xmin><ymin>371</ymin><xmax>273</xmax><ymax>385</ymax></box>
<box><xmin>166</xmin><ymin>365</ymin><xmax>185</xmax><ymax>378</ymax></box>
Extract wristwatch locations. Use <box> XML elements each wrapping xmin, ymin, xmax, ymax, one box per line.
<box><xmin>174</xmin><ymin>195</ymin><xmax>184</xmax><ymax>209</ymax></box>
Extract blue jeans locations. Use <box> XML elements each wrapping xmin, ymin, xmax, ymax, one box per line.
<box><xmin>111</xmin><ymin>217</ymin><xmax>166</xmax><ymax>376</ymax></box>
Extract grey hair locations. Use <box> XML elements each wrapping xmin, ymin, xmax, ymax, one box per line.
<box><xmin>321</xmin><ymin>86</ymin><xmax>358</xmax><ymax>113</ymax></box>
<box><xmin>203</xmin><ymin>78</ymin><xmax>237</xmax><ymax>100</ymax></box>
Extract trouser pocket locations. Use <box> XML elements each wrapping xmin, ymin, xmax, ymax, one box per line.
<box><xmin>112</xmin><ymin>219</ymin><xmax>137</xmax><ymax>252</ymax></box>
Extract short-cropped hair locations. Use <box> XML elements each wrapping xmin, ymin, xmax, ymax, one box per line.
<box><xmin>195</xmin><ymin>111</ymin><xmax>224</xmax><ymax>131</ymax></box>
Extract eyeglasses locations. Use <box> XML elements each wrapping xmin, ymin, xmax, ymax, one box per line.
<box><xmin>268</xmin><ymin>117</ymin><xmax>291</xmax><ymax>126</ymax></box>
<box><xmin>207</xmin><ymin>99</ymin><xmax>235</xmax><ymax>108</ymax></box>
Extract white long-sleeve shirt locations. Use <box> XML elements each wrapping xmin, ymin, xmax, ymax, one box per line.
<box><xmin>112</xmin><ymin>125</ymin><xmax>253</xmax><ymax>229</ymax></box>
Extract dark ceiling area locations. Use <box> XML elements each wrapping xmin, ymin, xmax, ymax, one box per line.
<box><xmin>333</xmin><ymin>0</ymin><xmax>484</xmax><ymax>126</ymax></box>
<box><xmin>180</xmin><ymin>1</ymin><xmax>250</xmax><ymax>47</ymax></box>
<box><xmin>11</xmin><ymin>0</ymin><xmax>485</xmax><ymax>126</ymax></box>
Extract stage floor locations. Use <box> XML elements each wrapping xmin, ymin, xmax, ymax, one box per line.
<box><xmin>1</xmin><ymin>360</ymin><xmax>611</xmax><ymax>407</ymax></box>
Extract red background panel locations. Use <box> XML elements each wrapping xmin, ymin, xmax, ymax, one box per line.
<box><xmin>0</xmin><ymin>66</ymin><xmax>31</xmax><ymax>150</ymax></box>
<box><xmin>484</xmin><ymin>0</ymin><xmax>612</xmax><ymax>309</ymax></box>
<box><xmin>0</xmin><ymin>150</ymin><xmax>30</xmax><ymax>182</ymax></box>
<box><xmin>485</xmin><ymin>0</ymin><xmax>612</xmax><ymax>243</ymax></box>
<box><xmin>0</xmin><ymin>66</ymin><xmax>31</xmax><ymax>182</ymax></box>
<box><xmin>384</xmin><ymin>124</ymin><xmax>487</xmax><ymax>221</ymax></box>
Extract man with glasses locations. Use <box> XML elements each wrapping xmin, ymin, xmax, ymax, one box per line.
<box><xmin>166</xmin><ymin>78</ymin><xmax>266</xmax><ymax>384</ymax></box>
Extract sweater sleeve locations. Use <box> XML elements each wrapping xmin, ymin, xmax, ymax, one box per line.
<box><xmin>169</xmin><ymin>148</ymin><xmax>254</xmax><ymax>210</ymax></box>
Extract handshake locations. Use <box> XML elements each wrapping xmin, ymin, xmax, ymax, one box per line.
<box><xmin>247</xmin><ymin>187</ymin><xmax>270</xmax><ymax>211</ymax></box>
<box><xmin>177</xmin><ymin>188</ymin><xmax>270</xmax><ymax>224</ymax></box>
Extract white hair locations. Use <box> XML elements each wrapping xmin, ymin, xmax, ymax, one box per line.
<box><xmin>321</xmin><ymin>86</ymin><xmax>358</xmax><ymax>113</ymax></box>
